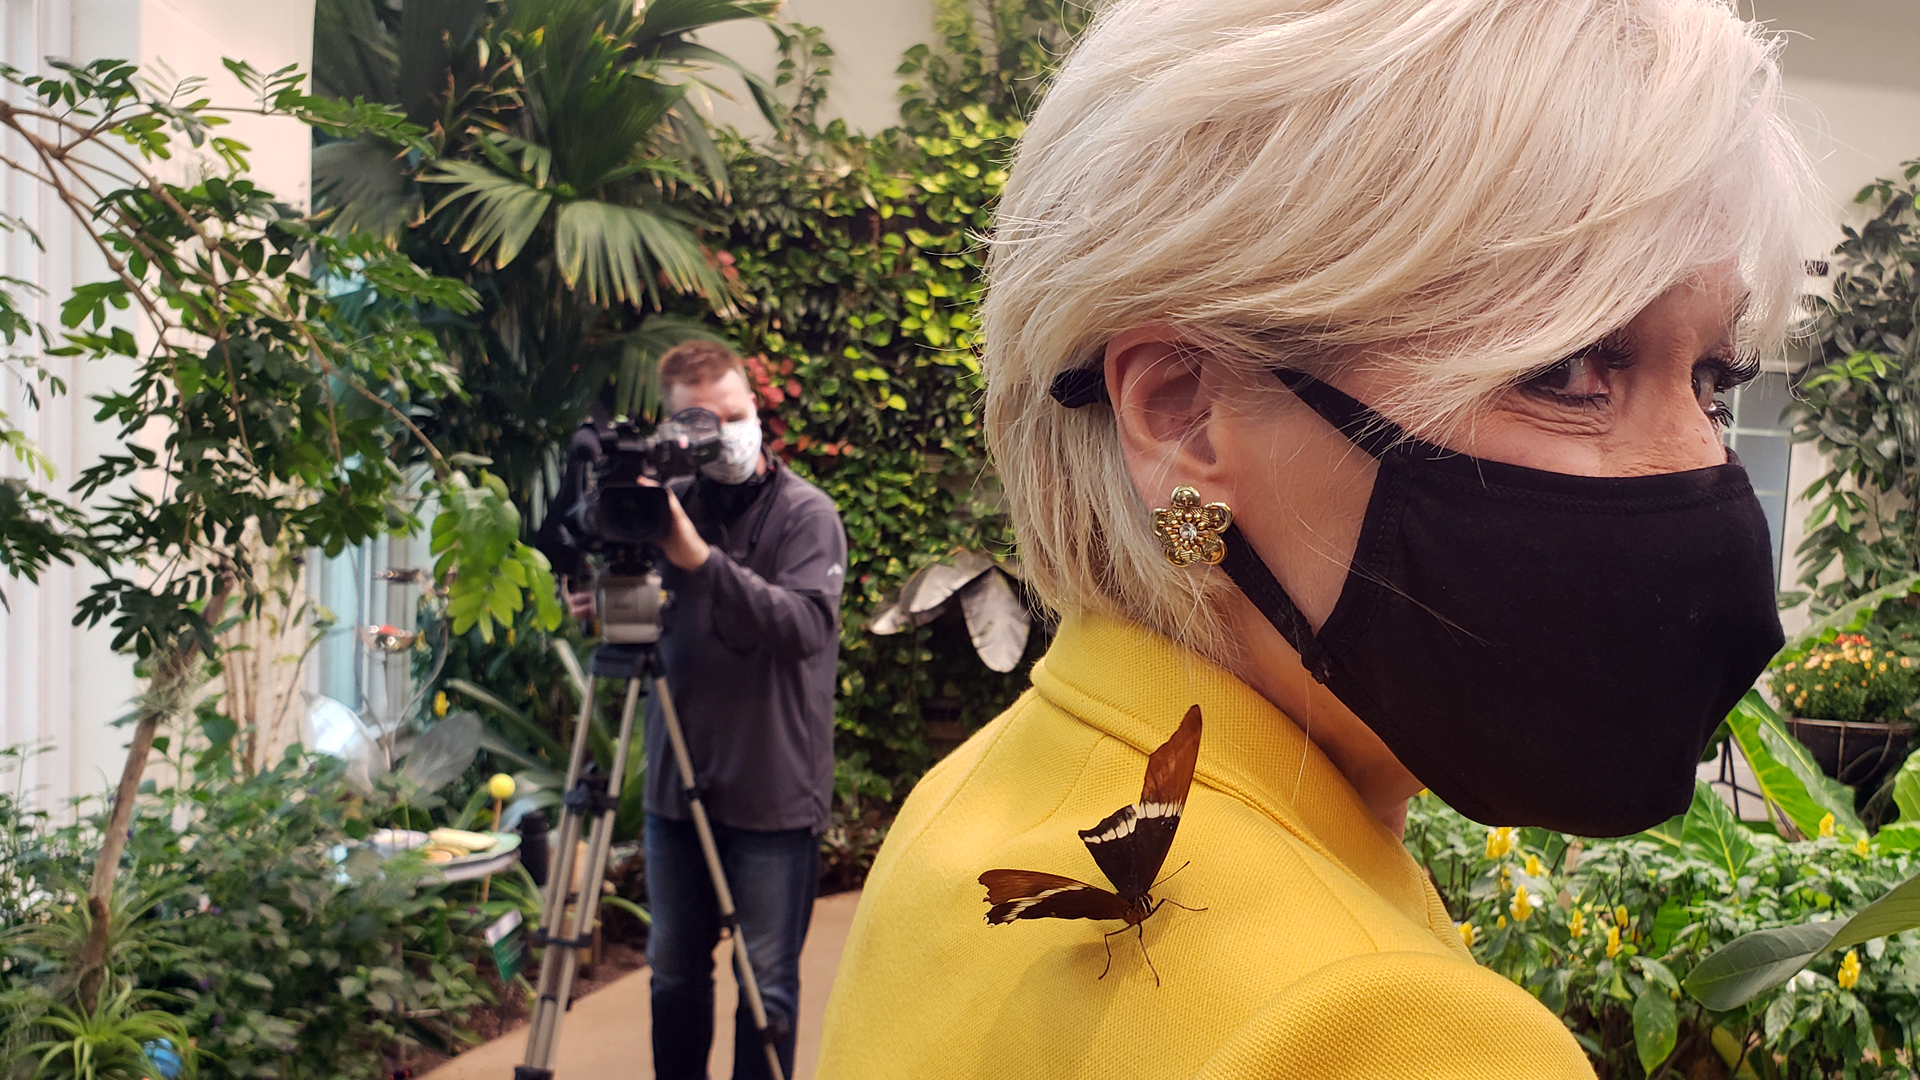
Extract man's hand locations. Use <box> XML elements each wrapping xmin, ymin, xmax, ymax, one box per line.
<box><xmin>563</xmin><ymin>580</ymin><xmax>595</xmax><ymax>623</ymax></box>
<box><xmin>652</xmin><ymin>482</ymin><xmax>711</xmax><ymax>571</ymax></box>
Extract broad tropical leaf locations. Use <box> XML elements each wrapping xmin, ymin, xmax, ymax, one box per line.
<box><xmin>1679</xmin><ymin>780</ymin><xmax>1754</xmax><ymax>877</ymax></box>
<box><xmin>420</xmin><ymin>159</ymin><xmax>554</xmax><ymax>268</ymax></box>
<box><xmin>1725</xmin><ymin>690</ymin><xmax>1864</xmax><ymax>840</ymax></box>
<box><xmin>1685</xmin><ymin>872</ymin><xmax>1920</xmax><ymax>1010</ymax></box>
<box><xmin>553</xmin><ymin>199</ymin><xmax>727</xmax><ymax>308</ymax></box>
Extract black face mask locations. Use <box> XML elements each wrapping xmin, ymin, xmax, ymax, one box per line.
<box><xmin>1051</xmin><ymin>366</ymin><xmax>1785</xmax><ymax>837</ymax></box>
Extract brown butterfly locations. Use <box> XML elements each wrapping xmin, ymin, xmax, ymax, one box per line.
<box><xmin>979</xmin><ymin>705</ymin><xmax>1206</xmax><ymax>985</ymax></box>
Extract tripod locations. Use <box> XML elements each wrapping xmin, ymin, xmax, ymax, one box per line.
<box><xmin>513</xmin><ymin>634</ymin><xmax>787</xmax><ymax>1080</ymax></box>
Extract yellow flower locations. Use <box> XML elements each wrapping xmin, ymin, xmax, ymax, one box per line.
<box><xmin>1458</xmin><ymin>923</ymin><xmax>1477</xmax><ymax>948</ymax></box>
<box><xmin>487</xmin><ymin>773</ymin><xmax>516</xmax><ymax>800</ymax></box>
<box><xmin>1856</xmin><ymin>836</ymin><xmax>1872</xmax><ymax>857</ymax></box>
<box><xmin>1814</xmin><ymin>683</ymin><xmax>1827</xmax><ymax>691</ymax></box>
<box><xmin>1614</xmin><ymin>905</ymin><xmax>1630</xmax><ymax>928</ymax></box>
<box><xmin>1838</xmin><ymin>949</ymin><xmax>1861</xmax><ymax>990</ymax></box>
<box><xmin>1510</xmin><ymin>884</ymin><xmax>1535</xmax><ymax>923</ymax></box>
<box><xmin>1485</xmin><ymin>826</ymin><xmax>1516</xmax><ymax>859</ymax></box>
<box><xmin>1497</xmin><ymin>915</ymin><xmax>1507</xmax><ymax>929</ymax></box>
<box><xmin>1903</xmin><ymin>657</ymin><xmax>1913</xmax><ymax>668</ymax></box>
<box><xmin>1784</xmin><ymin>661</ymin><xmax>1797</xmax><ymax>671</ymax></box>
<box><xmin>1568</xmin><ymin>908</ymin><xmax>1586</xmax><ymax>938</ymax></box>
<box><xmin>433</xmin><ymin>691</ymin><xmax>448</xmax><ymax>718</ymax></box>
<box><xmin>1606</xmin><ymin>925</ymin><xmax>1622</xmax><ymax>958</ymax></box>
<box><xmin>1796</xmin><ymin>693</ymin><xmax>1809</xmax><ymax>709</ymax></box>
<box><xmin>1498</xmin><ymin>865</ymin><xmax>1512</xmax><ymax>894</ymax></box>
<box><xmin>1881</xmin><ymin>663</ymin><xmax>1890</xmax><ymax>673</ymax></box>
<box><xmin>1525</xmin><ymin>854</ymin><xmax>1543</xmax><ymax>877</ymax></box>
<box><xmin>1784</xmin><ymin>682</ymin><xmax>1798</xmax><ymax>693</ymax></box>
<box><xmin>1819</xmin><ymin>812</ymin><xmax>1836</xmax><ymax>839</ymax></box>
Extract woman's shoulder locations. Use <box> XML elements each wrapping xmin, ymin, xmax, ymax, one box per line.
<box><xmin>1192</xmin><ymin>949</ymin><xmax>1596</xmax><ymax>1079</ymax></box>
<box><xmin>820</xmin><ymin>693</ymin><xmax>1589</xmax><ymax>1079</ymax></box>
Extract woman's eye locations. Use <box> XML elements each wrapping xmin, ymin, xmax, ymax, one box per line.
<box><xmin>1525</xmin><ymin>354</ymin><xmax>1609</xmax><ymax>401</ymax></box>
<box><xmin>1693</xmin><ymin>361</ymin><xmax>1735</xmax><ymax>426</ymax></box>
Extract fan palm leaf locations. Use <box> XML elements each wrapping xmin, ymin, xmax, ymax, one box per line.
<box><xmin>419</xmin><ymin>159</ymin><xmax>554</xmax><ymax>268</ymax></box>
<box><xmin>554</xmin><ymin>199</ymin><xmax>728</xmax><ymax>309</ymax></box>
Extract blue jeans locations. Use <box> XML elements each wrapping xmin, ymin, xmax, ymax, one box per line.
<box><xmin>644</xmin><ymin>814</ymin><xmax>818</xmax><ymax>1080</ymax></box>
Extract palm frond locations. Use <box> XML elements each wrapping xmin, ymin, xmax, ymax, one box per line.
<box><xmin>419</xmin><ymin>159</ymin><xmax>555</xmax><ymax>268</ymax></box>
<box><xmin>633</xmin><ymin>0</ymin><xmax>781</xmax><ymax>48</ymax></box>
<box><xmin>552</xmin><ymin>200</ymin><xmax>729</xmax><ymax>311</ymax></box>
<box><xmin>657</xmin><ymin>39</ymin><xmax>783</xmax><ymax>131</ymax></box>
<box><xmin>312</xmin><ymin>135</ymin><xmax>418</xmax><ymax>240</ymax></box>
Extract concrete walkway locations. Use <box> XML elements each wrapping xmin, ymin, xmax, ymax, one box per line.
<box><xmin>424</xmin><ymin>891</ymin><xmax>860</xmax><ymax>1080</ymax></box>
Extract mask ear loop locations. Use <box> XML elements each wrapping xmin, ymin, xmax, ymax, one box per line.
<box><xmin>1293</xmin><ymin>655</ymin><xmax>1312</xmax><ymax>805</ymax></box>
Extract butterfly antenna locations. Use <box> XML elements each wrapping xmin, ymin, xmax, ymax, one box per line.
<box><xmin>1161</xmin><ymin>898</ymin><xmax>1208</xmax><ymax>913</ymax></box>
<box><xmin>1136</xmin><ymin>924</ymin><xmax>1161</xmax><ymax>987</ymax></box>
<box><xmin>1151</xmin><ymin>860</ymin><xmax>1193</xmax><ymax>891</ymax></box>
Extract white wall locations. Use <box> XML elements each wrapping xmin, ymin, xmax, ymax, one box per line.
<box><xmin>695</xmin><ymin>0</ymin><xmax>935</xmax><ymax>137</ymax></box>
<box><xmin>0</xmin><ymin>0</ymin><xmax>312</xmax><ymax>815</ymax></box>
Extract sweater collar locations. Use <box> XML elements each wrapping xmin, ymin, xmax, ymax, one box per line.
<box><xmin>1030</xmin><ymin>612</ymin><xmax>1441</xmax><ymax>928</ymax></box>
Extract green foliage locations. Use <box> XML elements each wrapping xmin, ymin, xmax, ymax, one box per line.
<box><xmin>0</xmin><ymin>724</ymin><xmax>494</xmax><ymax>1080</ymax></box>
<box><xmin>314</xmin><ymin>0</ymin><xmax>781</xmax><ymax>507</ymax></box>
<box><xmin>1407</xmin><ymin>792</ymin><xmax>1920</xmax><ymax>1078</ymax></box>
<box><xmin>666</xmin><ymin>7</ymin><xmax>1104</xmax><ymax>788</ymax></box>
<box><xmin>431</xmin><ymin>473</ymin><xmax>563</xmax><ymax>643</ymax></box>
<box><xmin>1791</xmin><ymin>159</ymin><xmax>1920</xmax><ymax>635</ymax></box>
<box><xmin>1772</xmin><ymin>634</ymin><xmax>1920</xmax><ymax>725</ymax></box>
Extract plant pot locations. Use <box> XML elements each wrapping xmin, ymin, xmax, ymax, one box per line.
<box><xmin>1784</xmin><ymin>717</ymin><xmax>1910</xmax><ymax>792</ymax></box>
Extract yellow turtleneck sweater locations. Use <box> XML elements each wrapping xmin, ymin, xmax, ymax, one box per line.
<box><xmin>816</xmin><ymin>614</ymin><xmax>1595</xmax><ymax>1079</ymax></box>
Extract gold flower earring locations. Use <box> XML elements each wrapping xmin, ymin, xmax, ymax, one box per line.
<box><xmin>1151</xmin><ymin>486</ymin><xmax>1233</xmax><ymax>567</ymax></box>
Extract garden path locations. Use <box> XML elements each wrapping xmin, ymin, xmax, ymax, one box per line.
<box><xmin>422</xmin><ymin>889</ymin><xmax>861</xmax><ymax>1080</ymax></box>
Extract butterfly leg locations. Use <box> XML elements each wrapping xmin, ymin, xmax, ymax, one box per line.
<box><xmin>1098</xmin><ymin>925</ymin><xmax>1130</xmax><ymax>980</ymax></box>
<box><xmin>1135</xmin><ymin>923</ymin><xmax>1161</xmax><ymax>988</ymax></box>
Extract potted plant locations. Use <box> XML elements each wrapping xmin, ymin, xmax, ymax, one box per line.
<box><xmin>1770</xmin><ymin>633</ymin><xmax>1920</xmax><ymax>793</ymax></box>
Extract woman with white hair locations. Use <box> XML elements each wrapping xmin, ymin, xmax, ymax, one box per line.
<box><xmin>818</xmin><ymin>1</ymin><xmax>1815</xmax><ymax>1075</ymax></box>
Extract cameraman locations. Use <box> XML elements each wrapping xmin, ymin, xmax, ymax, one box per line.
<box><xmin>562</xmin><ymin>341</ymin><xmax>846</xmax><ymax>1080</ymax></box>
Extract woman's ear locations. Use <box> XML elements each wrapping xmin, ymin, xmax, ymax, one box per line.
<box><xmin>1105</xmin><ymin>326</ymin><xmax>1223</xmax><ymax>491</ymax></box>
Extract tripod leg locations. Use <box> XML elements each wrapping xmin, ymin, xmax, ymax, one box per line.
<box><xmin>656</xmin><ymin>676</ymin><xmax>788</xmax><ymax>1080</ymax></box>
<box><xmin>516</xmin><ymin>676</ymin><xmax>645</xmax><ymax>1080</ymax></box>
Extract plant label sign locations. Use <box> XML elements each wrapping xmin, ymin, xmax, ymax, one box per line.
<box><xmin>485</xmin><ymin>908</ymin><xmax>526</xmax><ymax>982</ymax></box>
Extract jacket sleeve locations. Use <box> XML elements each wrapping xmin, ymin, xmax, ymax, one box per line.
<box><xmin>681</xmin><ymin>499</ymin><xmax>847</xmax><ymax>659</ymax></box>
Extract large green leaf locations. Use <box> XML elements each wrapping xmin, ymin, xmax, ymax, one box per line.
<box><xmin>1725</xmin><ymin>690</ymin><xmax>1865</xmax><ymax>839</ymax></box>
<box><xmin>420</xmin><ymin>159</ymin><xmax>555</xmax><ymax>268</ymax></box>
<box><xmin>1685</xmin><ymin>871</ymin><xmax>1920</xmax><ymax>1010</ymax></box>
<box><xmin>553</xmin><ymin>200</ymin><xmax>728</xmax><ymax>308</ymax></box>
<box><xmin>1680</xmin><ymin>780</ymin><xmax>1754</xmax><ymax>876</ymax></box>
<box><xmin>1633</xmin><ymin>986</ymin><xmax>1678</xmax><ymax>1073</ymax></box>
<box><xmin>1894</xmin><ymin>751</ymin><xmax>1920</xmax><ymax>822</ymax></box>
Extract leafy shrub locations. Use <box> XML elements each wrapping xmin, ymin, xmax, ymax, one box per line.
<box><xmin>1772</xmin><ymin>633</ymin><xmax>1920</xmax><ymax>723</ymax></box>
<box><xmin>1</xmin><ymin>718</ymin><xmax>493</xmax><ymax>1080</ymax></box>
<box><xmin>1408</xmin><ymin>789</ymin><xmax>1920</xmax><ymax>1078</ymax></box>
<box><xmin>1791</xmin><ymin>160</ymin><xmax>1920</xmax><ymax>634</ymax></box>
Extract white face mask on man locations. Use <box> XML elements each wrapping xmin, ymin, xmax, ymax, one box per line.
<box><xmin>699</xmin><ymin>418</ymin><xmax>764</xmax><ymax>485</ymax></box>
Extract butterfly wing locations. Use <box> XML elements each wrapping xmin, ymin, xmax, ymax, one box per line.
<box><xmin>1078</xmin><ymin>705</ymin><xmax>1203</xmax><ymax>901</ymax></box>
<box><xmin>979</xmin><ymin>869</ymin><xmax>1134</xmax><ymax>924</ymax></box>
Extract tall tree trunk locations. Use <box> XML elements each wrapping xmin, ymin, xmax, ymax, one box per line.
<box><xmin>75</xmin><ymin>581</ymin><xmax>233</xmax><ymax>997</ymax></box>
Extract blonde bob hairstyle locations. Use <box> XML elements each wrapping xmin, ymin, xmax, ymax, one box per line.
<box><xmin>983</xmin><ymin>0</ymin><xmax>1820</xmax><ymax>662</ymax></box>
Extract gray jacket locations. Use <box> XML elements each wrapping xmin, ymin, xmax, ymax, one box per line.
<box><xmin>643</xmin><ymin>459</ymin><xmax>847</xmax><ymax>833</ymax></box>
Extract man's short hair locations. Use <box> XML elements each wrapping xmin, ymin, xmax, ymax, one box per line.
<box><xmin>659</xmin><ymin>340</ymin><xmax>746</xmax><ymax>394</ymax></box>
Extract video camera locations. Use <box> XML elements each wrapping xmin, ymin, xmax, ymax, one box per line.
<box><xmin>540</xmin><ymin>407</ymin><xmax>724</xmax><ymax>644</ymax></box>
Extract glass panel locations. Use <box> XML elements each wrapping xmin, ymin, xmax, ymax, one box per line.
<box><xmin>1735</xmin><ymin>371</ymin><xmax>1793</xmax><ymax>432</ymax></box>
<box><xmin>1734</xmin><ymin>434</ymin><xmax>1790</xmax><ymax>498</ymax></box>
